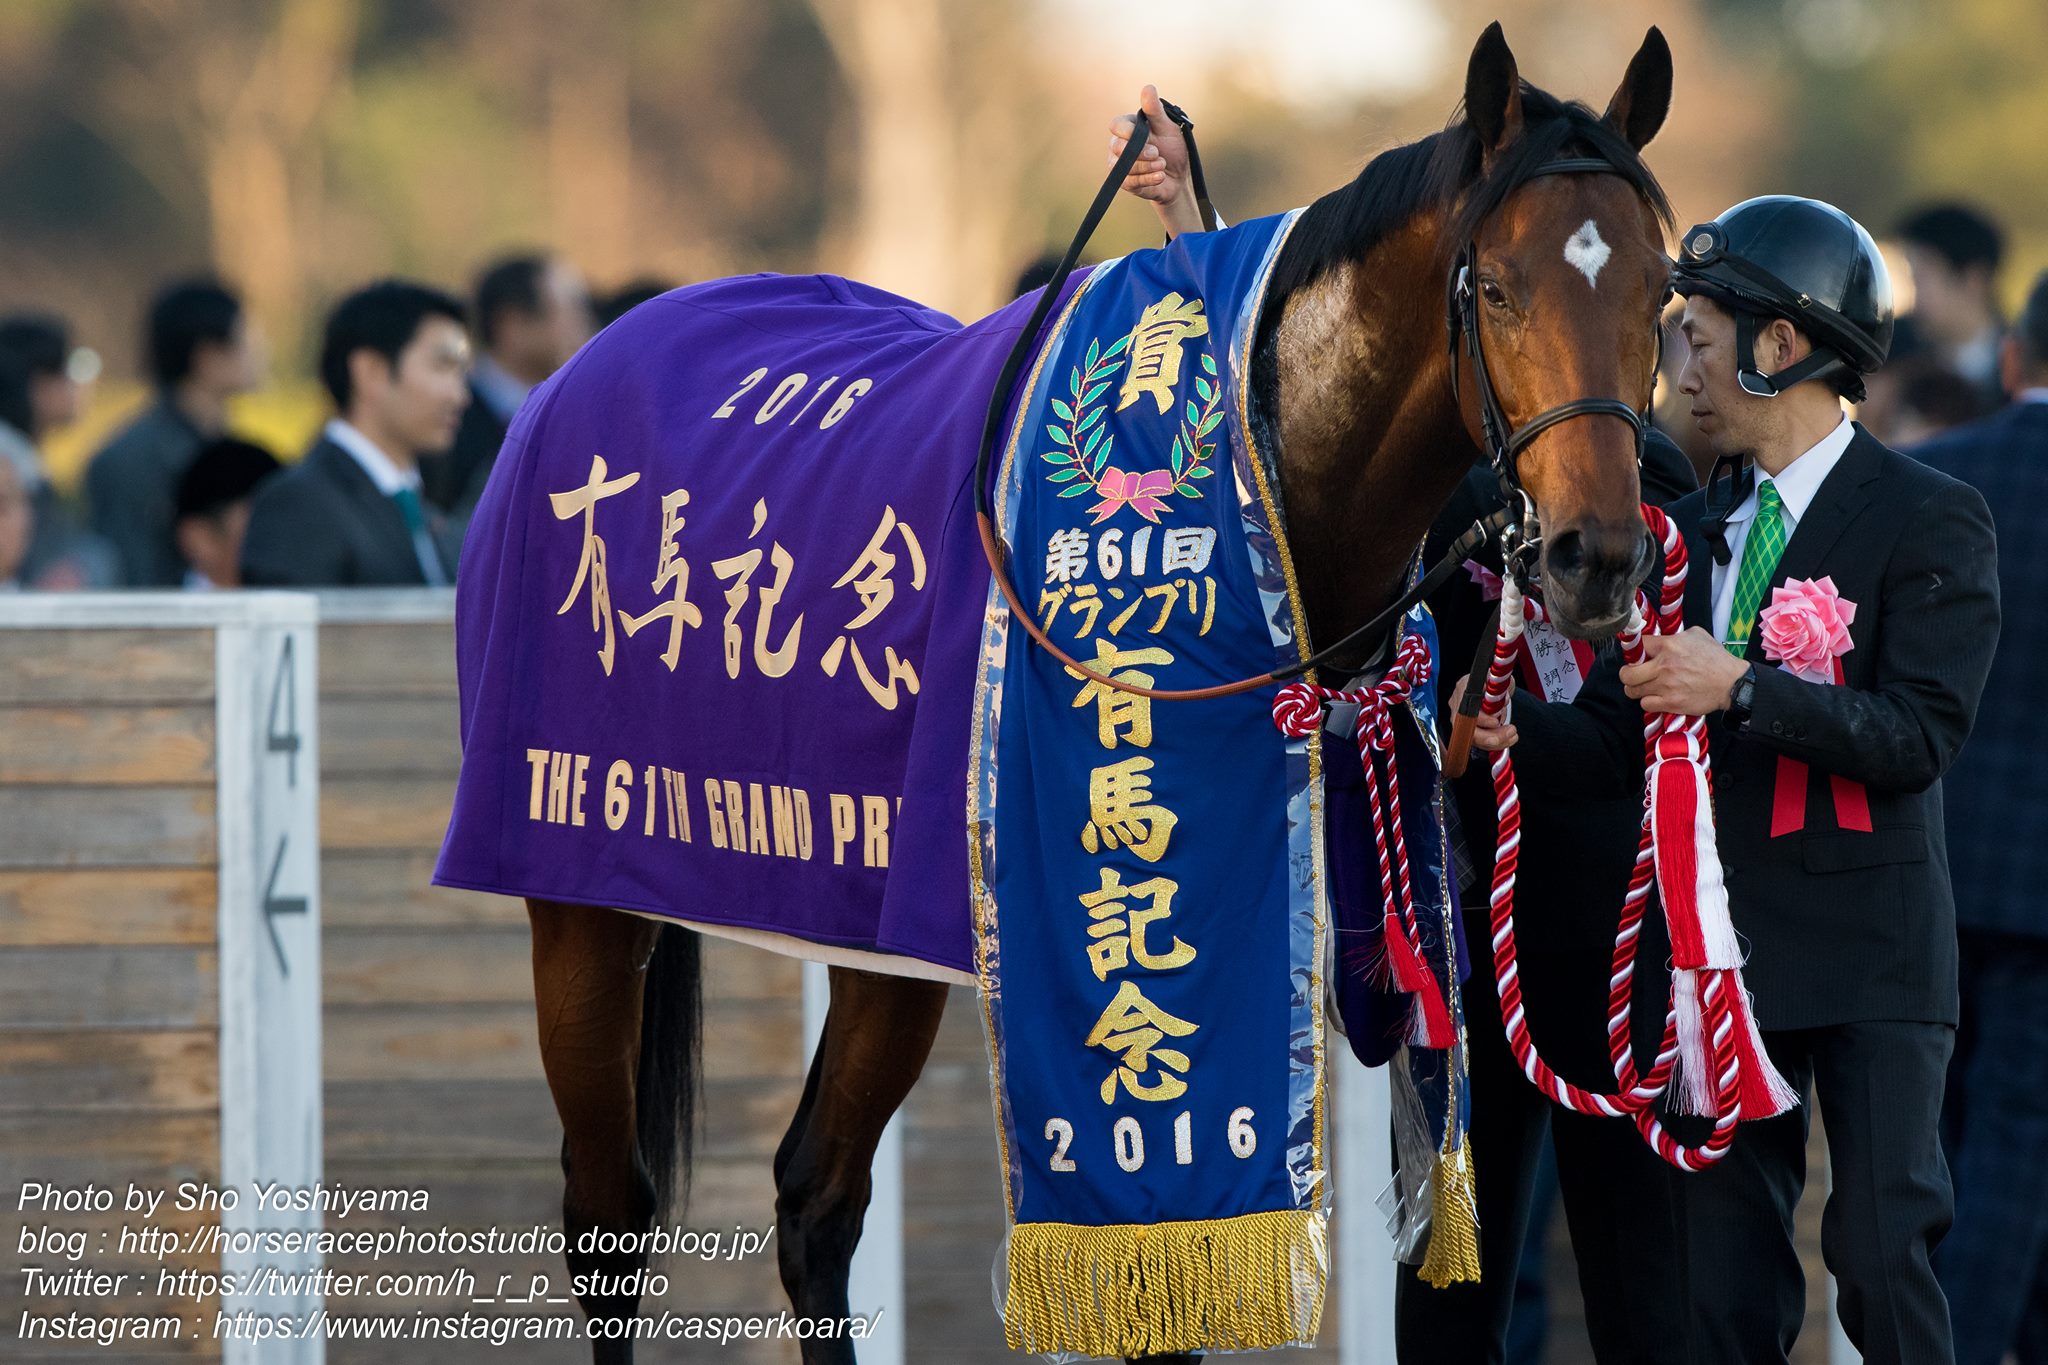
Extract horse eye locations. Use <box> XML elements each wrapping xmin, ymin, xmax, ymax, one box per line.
<box><xmin>1480</xmin><ymin>280</ymin><xmax>1509</xmax><ymax>309</ymax></box>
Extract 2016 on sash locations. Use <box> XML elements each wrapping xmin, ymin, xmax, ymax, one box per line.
<box><xmin>1041</xmin><ymin>1106</ymin><xmax>1257</xmax><ymax>1174</ymax></box>
<box><xmin>712</xmin><ymin>366</ymin><xmax>872</xmax><ymax>429</ymax></box>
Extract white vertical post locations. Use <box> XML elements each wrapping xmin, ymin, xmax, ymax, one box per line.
<box><xmin>1336</xmin><ymin>1046</ymin><xmax>1400</xmax><ymax>1365</ymax></box>
<box><xmin>801</xmin><ymin>960</ymin><xmax>905</xmax><ymax>1364</ymax></box>
<box><xmin>215</xmin><ymin>597</ymin><xmax>323</xmax><ymax>1365</ymax></box>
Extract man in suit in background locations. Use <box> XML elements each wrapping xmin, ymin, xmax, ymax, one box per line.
<box><xmin>421</xmin><ymin>252</ymin><xmax>592</xmax><ymax>518</ymax></box>
<box><xmin>1897</xmin><ymin>202</ymin><xmax>2007</xmax><ymax>405</ymax></box>
<box><xmin>86</xmin><ymin>279</ymin><xmax>264</xmax><ymax>586</ymax></box>
<box><xmin>1910</xmin><ymin>268</ymin><xmax>2048</xmax><ymax>1365</ymax></box>
<box><xmin>1466</xmin><ymin>197</ymin><xmax>1999</xmax><ymax>1365</ymax></box>
<box><xmin>241</xmin><ymin>280</ymin><xmax>470</xmax><ymax>588</ymax></box>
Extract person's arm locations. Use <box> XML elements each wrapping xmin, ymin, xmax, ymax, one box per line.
<box><xmin>1449</xmin><ymin>638</ymin><xmax>1644</xmax><ymax>799</ymax></box>
<box><xmin>1736</xmin><ymin>481</ymin><xmax>1998</xmax><ymax>793</ymax></box>
<box><xmin>1488</xmin><ymin>651</ymin><xmax>1645</xmax><ymax>799</ymax></box>
<box><xmin>1109</xmin><ymin>85</ymin><xmax>1204</xmax><ymax>239</ymax></box>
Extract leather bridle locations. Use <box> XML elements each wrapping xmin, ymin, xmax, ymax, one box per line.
<box><xmin>1444</xmin><ymin>156</ymin><xmax>1658</xmax><ymax>583</ymax></box>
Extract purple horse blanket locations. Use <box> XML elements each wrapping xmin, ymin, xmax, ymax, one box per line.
<box><xmin>433</xmin><ymin>273</ymin><xmax>1079</xmax><ymax>983</ymax></box>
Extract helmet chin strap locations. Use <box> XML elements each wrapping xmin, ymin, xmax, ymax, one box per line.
<box><xmin>1699</xmin><ymin>452</ymin><xmax>1754</xmax><ymax>566</ymax></box>
<box><xmin>1701</xmin><ymin>309</ymin><xmax>1860</xmax><ymax>567</ymax></box>
<box><xmin>1732</xmin><ymin>308</ymin><xmax>1853</xmax><ymax>398</ymax></box>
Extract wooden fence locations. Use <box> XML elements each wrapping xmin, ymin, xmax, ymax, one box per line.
<box><xmin>1</xmin><ymin>593</ymin><xmax>322</xmax><ymax>1365</ymax></box>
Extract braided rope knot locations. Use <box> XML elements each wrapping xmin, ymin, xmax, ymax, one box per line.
<box><xmin>1269</xmin><ymin>633</ymin><xmax>1433</xmax><ymax>743</ymax></box>
<box><xmin>1268</xmin><ymin>688</ymin><xmax>1326</xmax><ymax>739</ymax></box>
<box><xmin>1271</xmin><ymin>633</ymin><xmax>1450</xmax><ymax>1046</ymax></box>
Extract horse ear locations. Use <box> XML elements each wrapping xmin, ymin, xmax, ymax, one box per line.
<box><xmin>1603</xmin><ymin>27</ymin><xmax>1673</xmax><ymax>151</ymax></box>
<box><xmin>1464</xmin><ymin>21</ymin><xmax>1523</xmax><ymax>156</ymax></box>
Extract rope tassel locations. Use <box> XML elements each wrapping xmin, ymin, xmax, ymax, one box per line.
<box><xmin>1728</xmin><ymin>982</ymin><xmax>1800</xmax><ymax>1119</ymax></box>
<box><xmin>1649</xmin><ymin>727</ymin><xmax>1742</xmax><ymax>970</ymax></box>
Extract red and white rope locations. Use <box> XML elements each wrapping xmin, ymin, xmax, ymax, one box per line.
<box><xmin>1483</xmin><ymin>504</ymin><xmax>1793</xmax><ymax>1171</ymax></box>
<box><xmin>1273</xmin><ymin>633</ymin><xmax>1453</xmax><ymax>1047</ymax></box>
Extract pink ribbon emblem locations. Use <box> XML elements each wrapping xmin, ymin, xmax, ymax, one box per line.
<box><xmin>1087</xmin><ymin>468</ymin><xmax>1177</xmax><ymax>524</ymax></box>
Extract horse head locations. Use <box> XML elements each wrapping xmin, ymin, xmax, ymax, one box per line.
<box><xmin>1262</xmin><ymin>23</ymin><xmax>1675</xmax><ymax>652</ymax></box>
<box><xmin>1450</xmin><ymin>23</ymin><xmax>1675</xmax><ymax>636</ymax></box>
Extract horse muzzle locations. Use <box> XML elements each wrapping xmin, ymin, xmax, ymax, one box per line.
<box><xmin>1538</xmin><ymin>523</ymin><xmax>1656</xmax><ymax>639</ymax></box>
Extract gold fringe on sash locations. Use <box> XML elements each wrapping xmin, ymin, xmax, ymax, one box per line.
<box><xmin>1004</xmin><ymin>1208</ymin><xmax>1327</xmax><ymax>1358</ymax></box>
<box><xmin>1419</xmin><ymin>1135</ymin><xmax>1482</xmax><ymax>1287</ymax></box>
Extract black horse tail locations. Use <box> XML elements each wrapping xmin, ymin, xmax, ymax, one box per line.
<box><xmin>637</xmin><ymin>923</ymin><xmax>702</xmax><ymax>1228</ymax></box>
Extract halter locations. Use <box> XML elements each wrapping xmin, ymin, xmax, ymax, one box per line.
<box><xmin>1443</xmin><ymin>156</ymin><xmax>1654</xmax><ymax>579</ymax></box>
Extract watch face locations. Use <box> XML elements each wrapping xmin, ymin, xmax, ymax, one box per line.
<box><xmin>1728</xmin><ymin>672</ymin><xmax>1755</xmax><ymax>724</ymax></box>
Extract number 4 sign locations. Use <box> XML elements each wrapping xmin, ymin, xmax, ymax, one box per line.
<box><xmin>212</xmin><ymin>594</ymin><xmax>324</xmax><ymax>1365</ymax></box>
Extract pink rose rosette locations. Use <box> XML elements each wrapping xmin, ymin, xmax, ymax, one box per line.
<box><xmin>1758</xmin><ymin>575</ymin><xmax>1856</xmax><ymax>683</ymax></box>
<box><xmin>1753</xmin><ymin>575</ymin><xmax>1871</xmax><ymax>837</ymax></box>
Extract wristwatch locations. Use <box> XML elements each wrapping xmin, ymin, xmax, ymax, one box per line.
<box><xmin>1725</xmin><ymin>663</ymin><xmax>1758</xmax><ymax>732</ymax></box>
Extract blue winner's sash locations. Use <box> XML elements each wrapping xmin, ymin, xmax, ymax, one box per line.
<box><xmin>969</xmin><ymin>212</ymin><xmax>1327</xmax><ymax>1357</ymax></box>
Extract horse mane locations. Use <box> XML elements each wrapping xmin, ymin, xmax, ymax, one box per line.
<box><xmin>1263</xmin><ymin>83</ymin><xmax>1674</xmax><ymax>306</ymax></box>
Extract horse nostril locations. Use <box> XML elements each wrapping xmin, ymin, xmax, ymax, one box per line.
<box><xmin>1548</xmin><ymin>529</ymin><xmax>1588</xmax><ymax>580</ymax></box>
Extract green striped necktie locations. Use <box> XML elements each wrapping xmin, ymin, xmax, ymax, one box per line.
<box><xmin>1724</xmin><ymin>478</ymin><xmax>1785</xmax><ymax>655</ymax></box>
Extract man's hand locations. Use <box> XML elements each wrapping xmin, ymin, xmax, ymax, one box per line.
<box><xmin>1110</xmin><ymin>85</ymin><xmax>1202</xmax><ymax>238</ymax></box>
<box><xmin>1619</xmin><ymin>628</ymin><xmax>1749</xmax><ymax>716</ymax></box>
<box><xmin>1449</xmin><ymin>675</ymin><xmax>1519</xmax><ymax>754</ymax></box>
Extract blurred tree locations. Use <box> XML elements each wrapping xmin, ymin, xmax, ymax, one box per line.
<box><xmin>1748</xmin><ymin>0</ymin><xmax>2048</xmax><ymax>309</ymax></box>
<box><xmin>76</xmin><ymin>0</ymin><xmax>361</xmax><ymax>358</ymax></box>
<box><xmin>806</xmin><ymin>0</ymin><xmax>1048</xmax><ymax>318</ymax></box>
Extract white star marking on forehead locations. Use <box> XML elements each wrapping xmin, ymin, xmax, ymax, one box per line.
<box><xmin>1564</xmin><ymin>219</ymin><xmax>1611</xmax><ymax>287</ymax></box>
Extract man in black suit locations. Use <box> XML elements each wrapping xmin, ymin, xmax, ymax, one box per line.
<box><xmin>1910</xmin><ymin>269</ymin><xmax>2048</xmax><ymax>1365</ymax></box>
<box><xmin>419</xmin><ymin>253</ymin><xmax>592</xmax><ymax>518</ymax></box>
<box><xmin>240</xmin><ymin>280</ymin><xmax>470</xmax><ymax>587</ymax></box>
<box><xmin>1464</xmin><ymin>198</ymin><xmax>1999</xmax><ymax>1365</ymax></box>
<box><xmin>86</xmin><ymin>279</ymin><xmax>265</xmax><ymax>586</ymax></box>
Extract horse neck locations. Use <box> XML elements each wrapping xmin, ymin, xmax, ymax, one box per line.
<box><xmin>1266</xmin><ymin>217</ymin><xmax>1478</xmax><ymax>666</ymax></box>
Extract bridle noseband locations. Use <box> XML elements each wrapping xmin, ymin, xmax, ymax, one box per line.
<box><xmin>1444</xmin><ymin>156</ymin><xmax>1657</xmax><ymax>581</ymax></box>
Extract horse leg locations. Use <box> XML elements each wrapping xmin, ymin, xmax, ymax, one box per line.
<box><xmin>774</xmin><ymin>967</ymin><xmax>948</xmax><ymax>1364</ymax></box>
<box><xmin>528</xmin><ymin>898</ymin><xmax>698</xmax><ymax>1365</ymax></box>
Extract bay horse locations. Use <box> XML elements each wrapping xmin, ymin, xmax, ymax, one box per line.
<box><xmin>524</xmin><ymin>22</ymin><xmax>1674</xmax><ymax>1364</ymax></box>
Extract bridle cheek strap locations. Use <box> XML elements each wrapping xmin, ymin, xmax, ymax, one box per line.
<box><xmin>1443</xmin><ymin>156</ymin><xmax>1658</xmax><ymax>535</ymax></box>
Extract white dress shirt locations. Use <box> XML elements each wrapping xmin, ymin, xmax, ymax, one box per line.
<box><xmin>323</xmin><ymin>418</ymin><xmax>422</xmax><ymax>497</ymax></box>
<box><xmin>1709</xmin><ymin>414</ymin><xmax>1856</xmax><ymax>641</ymax></box>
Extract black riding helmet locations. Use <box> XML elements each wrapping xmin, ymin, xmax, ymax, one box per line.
<box><xmin>1673</xmin><ymin>195</ymin><xmax>1894</xmax><ymax>402</ymax></box>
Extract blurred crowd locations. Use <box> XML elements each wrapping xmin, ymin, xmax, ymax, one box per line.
<box><xmin>0</xmin><ymin>202</ymin><xmax>2032</xmax><ymax>599</ymax></box>
<box><xmin>0</xmin><ymin>260</ymin><xmax>670</xmax><ymax>594</ymax></box>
